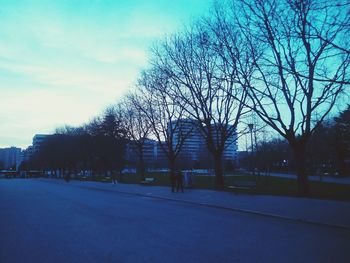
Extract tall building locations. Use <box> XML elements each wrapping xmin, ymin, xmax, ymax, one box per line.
<box><xmin>125</xmin><ymin>119</ymin><xmax>238</xmax><ymax>170</ymax></box>
<box><xmin>212</xmin><ymin>126</ymin><xmax>238</xmax><ymax>162</ymax></box>
<box><xmin>0</xmin><ymin>147</ymin><xmax>21</xmax><ymax>170</ymax></box>
<box><xmin>172</xmin><ymin>119</ymin><xmax>205</xmax><ymax>162</ymax></box>
<box><xmin>170</xmin><ymin>119</ymin><xmax>238</xmax><ymax>167</ymax></box>
<box><xmin>32</xmin><ymin>134</ymin><xmax>51</xmax><ymax>153</ymax></box>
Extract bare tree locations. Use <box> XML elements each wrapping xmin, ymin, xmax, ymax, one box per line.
<box><xmin>99</xmin><ymin>106</ymin><xmax>127</xmax><ymax>139</ymax></box>
<box><xmin>150</xmin><ymin>22</ymin><xmax>249</xmax><ymax>188</ymax></box>
<box><xmin>226</xmin><ymin>0</ymin><xmax>350</xmax><ymax>195</ymax></box>
<box><xmin>135</xmin><ymin>68</ymin><xmax>192</xmax><ymax>181</ymax></box>
<box><xmin>55</xmin><ymin>125</ymin><xmax>86</xmax><ymax>136</ymax></box>
<box><xmin>121</xmin><ymin>95</ymin><xmax>151</xmax><ymax>180</ymax></box>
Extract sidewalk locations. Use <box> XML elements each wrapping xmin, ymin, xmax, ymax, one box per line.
<box><xmin>61</xmin><ymin>179</ymin><xmax>350</xmax><ymax>230</ymax></box>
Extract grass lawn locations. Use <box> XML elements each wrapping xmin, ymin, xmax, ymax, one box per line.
<box><xmin>80</xmin><ymin>173</ymin><xmax>350</xmax><ymax>201</ymax></box>
<box><xmin>245</xmin><ymin>176</ymin><xmax>350</xmax><ymax>201</ymax></box>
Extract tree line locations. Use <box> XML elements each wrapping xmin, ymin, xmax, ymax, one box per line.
<box><xmin>22</xmin><ymin>0</ymin><xmax>349</xmax><ymax>195</ymax></box>
<box><xmin>20</xmin><ymin>107</ymin><xmax>127</xmax><ymax>177</ymax></box>
<box><xmin>241</xmin><ymin>105</ymin><xmax>350</xmax><ymax>176</ymax></box>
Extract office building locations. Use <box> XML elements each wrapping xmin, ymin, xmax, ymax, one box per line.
<box><xmin>0</xmin><ymin>147</ymin><xmax>21</xmax><ymax>170</ymax></box>
<box><xmin>170</xmin><ymin>119</ymin><xmax>238</xmax><ymax>167</ymax></box>
<box><xmin>33</xmin><ymin>134</ymin><xmax>51</xmax><ymax>153</ymax></box>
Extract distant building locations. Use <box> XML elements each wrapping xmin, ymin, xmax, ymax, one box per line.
<box><xmin>125</xmin><ymin>138</ymin><xmax>167</xmax><ymax>170</ymax></box>
<box><xmin>172</xmin><ymin>119</ymin><xmax>204</xmax><ymax>162</ymax></box>
<box><xmin>142</xmin><ymin>138</ymin><xmax>158</xmax><ymax>166</ymax></box>
<box><xmin>170</xmin><ymin>119</ymin><xmax>238</xmax><ymax>168</ymax></box>
<box><xmin>18</xmin><ymin>134</ymin><xmax>51</xmax><ymax>168</ymax></box>
<box><xmin>32</xmin><ymin>134</ymin><xmax>51</xmax><ymax>153</ymax></box>
<box><xmin>214</xmin><ymin>127</ymin><xmax>238</xmax><ymax>162</ymax></box>
<box><xmin>0</xmin><ymin>147</ymin><xmax>21</xmax><ymax>170</ymax></box>
<box><xmin>21</xmin><ymin>146</ymin><xmax>33</xmax><ymax>163</ymax></box>
<box><xmin>154</xmin><ymin>141</ymin><xmax>168</xmax><ymax>168</ymax></box>
<box><xmin>123</xmin><ymin>119</ymin><xmax>239</xmax><ymax>171</ymax></box>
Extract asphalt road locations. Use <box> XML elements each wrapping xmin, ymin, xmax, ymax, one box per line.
<box><xmin>1</xmin><ymin>179</ymin><xmax>349</xmax><ymax>263</ymax></box>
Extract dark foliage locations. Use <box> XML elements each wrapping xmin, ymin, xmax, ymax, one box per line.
<box><xmin>22</xmin><ymin>108</ymin><xmax>127</xmax><ymax>177</ymax></box>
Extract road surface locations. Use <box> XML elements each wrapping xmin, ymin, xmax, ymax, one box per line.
<box><xmin>1</xmin><ymin>179</ymin><xmax>349</xmax><ymax>263</ymax></box>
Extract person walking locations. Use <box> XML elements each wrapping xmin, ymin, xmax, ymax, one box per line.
<box><xmin>183</xmin><ymin>170</ymin><xmax>189</xmax><ymax>188</ymax></box>
<box><xmin>64</xmin><ymin>173</ymin><xmax>70</xmax><ymax>183</ymax></box>
<box><xmin>112</xmin><ymin>172</ymin><xmax>117</xmax><ymax>184</ymax></box>
<box><xmin>176</xmin><ymin>170</ymin><xmax>184</xmax><ymax>193</ymax></box>
<box><xmin>170</xmin><ymin>172</ymin><xmax>176</xmax><ymax>192</ymax></box>
<box><xmin>189</xmin><ymin>168</ymin><xmax>195</xmax><ymax>188</ymax></box>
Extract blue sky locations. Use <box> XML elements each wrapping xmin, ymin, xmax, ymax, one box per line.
<box><xmin>0</xmin><ymin>0</ymin><xmax>212</xmax><ymax>148</ymax></box>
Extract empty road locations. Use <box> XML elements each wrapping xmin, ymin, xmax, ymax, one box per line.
<box><xmin>1</xmin><ymin>179</ymin><xmax>349</xmax><ymax>263</ymax></box>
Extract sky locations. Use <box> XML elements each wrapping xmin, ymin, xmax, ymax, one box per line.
<box><xmin>0</xmin><ymin>0</ymin><xmax>212</xmax><ymax>149</ymax></box>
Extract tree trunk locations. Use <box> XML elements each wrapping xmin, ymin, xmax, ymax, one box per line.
<box><xmin>292</xmin><ymin>143</ymin><xmax>310</xmax><ymax>196</ymax></box>
<box><xmin>169</xmin><ymin>158</ymin><xmax>176</xmax><ymax>177</ymax></box>
<box><xmin>213</xmin><ymin>154</ymin><xmax>224</xmax><ymax>189</ymax></box>
<box><xmin>169</xmin><ymin>158</ymin><xmax>176</xmax><ymax>192</ymax></box>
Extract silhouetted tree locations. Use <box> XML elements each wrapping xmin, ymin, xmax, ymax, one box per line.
<box><xmin>150</xmin><ymin>21</ymin><xmax>249</xmax><ymax>188</ymax></box>
<box><xmin>254</xmin><ymin>138</ymin><xmax>292</xmax><ymax>172</ymax></box>
<box><xmin>122</xmin><ymin>96</ymin><xmax>151</xmax><ymax>180</ymax></box>
<box><xmin>135</xmin><ymin>69</ymin><xmax>192</xmax><ymax>181</ymax></box>
<box><xmin>31</xmin><ymin>107</ymin><xmax>127</xmax><ymax>177</ymax></box>
<box><xmin>334</xmin><ymin>105</ymin><xmax>350</xmax><ymax>175</ymax></box>
<box><xmin>86</xmin><ymin>106</ymin><xmax>127</xmax><ymax>175</ymax></box>
<box><xmin>222</xmin><ymin>0</ymin><xmax>350</xmax><ymax>195</ymax></box>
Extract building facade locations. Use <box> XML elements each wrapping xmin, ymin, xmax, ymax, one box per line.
<box><xmin>172</xmin><ymin>119</ymin><xmax>204</xmax><ymax>162</ymax></box>
<box><xmin>171</xmin><ymin>119</ymin><xmax>238</xmax><ymax>168</ymax></box>
<box><xmin>125</xmin><ymin>138</ymin><xmax>167</xmax><ymax>170</ymax></box>
<box><xmin>33</xmin><ymin>134</ymin><xmax>51</xmax><ymax>153</ymax></box>
<box><xmin>0</xmin><ymin>147</ymin><xmax>21</xmax><ymax>169</ymax></box>
<box><xmin>21</xmin><ymin>146</ymin><xmax>33</xmax><ymax>163</ymax></box>
<box><xmin>123</xmin><ymin>119</ymin><xmax>238</xmax><ymax>171</ymax></box>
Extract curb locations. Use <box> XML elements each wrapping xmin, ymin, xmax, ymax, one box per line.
<box><xmin>80</xmin><ymin>184</ymin><xmax>350</xmax><ymax>231</ymax></box>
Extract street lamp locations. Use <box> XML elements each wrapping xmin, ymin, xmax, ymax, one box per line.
<box><xmin>248</xmin><ymin>123</ymin><xmax>254</xmax><ymax>174</ymax></box>
<box><xmin>248</xmin><ymin>124</ymin><xmax>254</xmax><ymax>153</ymax></box>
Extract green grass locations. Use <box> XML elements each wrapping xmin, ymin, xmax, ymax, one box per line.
<box><xmin>79</xmin><ymin>173</ymin><xmax>350</xmax><ymax>201</ymax></box>
<box><xmin>228</xmin><ymin>175</ymin><xmax>350</xmax><ymax>201</ymax></box>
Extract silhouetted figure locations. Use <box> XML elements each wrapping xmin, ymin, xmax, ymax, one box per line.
<box><xmin>183</xmin><ymin>170</ymin><xmax>189</xmax><ymax>187</ymax></box>
<box><xmin>112</xmin><ymin>173</ymin><xmax>117</xmax><ymax>184</ymax></box>
<box><xmin>176</xmin><ymin>170</ymin><xmax>184</xmax><ymax>193</ymax></box>
<box><xmin>170</xmin><ymin>172</ymin><xmax>176</xmax><ymax>192</ymax></box>
<box><xmin>189</xmin><ymin>169</ymin><xmax>195</xmax><ymax>188</ymax></box>
<box><xmin>64</xmin><ymin>174</ymin><xmax>70</xmax><ymax>182</ymax></box>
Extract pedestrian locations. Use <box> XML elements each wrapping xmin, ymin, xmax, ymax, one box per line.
<box><xmin>170</xmin><ymin>172</ymin><xmax>176</xmax><ymax>192</ymax></box>
<box><xmin>188</xmin><ymin>169</ymin><xmax>194</xmax><ymax>188</ymax></box>
<box><xmin>64</xmin><ymin>173</ymin><xmax>70</xmax><ymax>182</ymax></box>
<box><xmin>112</xmin><ymin>172</ymin><xmax>117</xmax><ymax>184</ymax></box>
<box><xmin>183</xmin><ymin>170</ymin><xmax>189</xmax><ymax>188</ymax></box>
<box><xmin>176</xmin><ymin>170</ymin><xmax>184</xmax><ymax>193</ymax></box>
